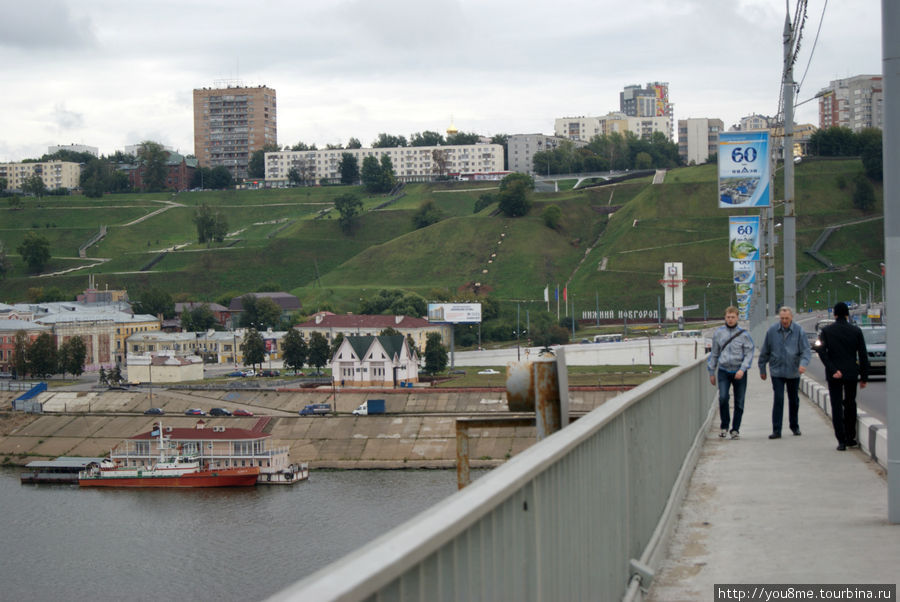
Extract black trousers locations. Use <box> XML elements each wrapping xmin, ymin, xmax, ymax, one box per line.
<box><xmin>827</xmin><ymin>378</ymin><xmax>858</xmax><ymax>445</ymax></box>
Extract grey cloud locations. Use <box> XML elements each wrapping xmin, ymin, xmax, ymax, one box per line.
<box><xmin>53</xmin><ymin>104</ymin><xmax>84</xmax><ymax>130</ymax></box>
<box><xmin>0</xmin><ymin>1</ymin><xmax>96</xmax><ymax>50</ymax></box>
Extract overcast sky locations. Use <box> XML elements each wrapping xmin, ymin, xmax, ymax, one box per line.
<box><xmin>0</xmin><ymin>0</ymin><xmax>883</xmax><ymax>162</ymax></box>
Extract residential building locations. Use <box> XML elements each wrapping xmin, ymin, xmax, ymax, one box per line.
<box><xmin>120</xmin><ymin>151</ymin><xmax>198</xmax><ymax>192</ymax></box>
<box><xmin>737</xmin><ymin>114</ymin><xmax>773</xmax><ymax>131</ymax></box>
<box><xmin>48</xmin><ymin>144</ymin><xmax>99</xmax><ymax>157</ymax></box>
<box><xmin>620</xmin><ymin>82</ymin><xmax>673</xmax><ymax>120</ymax></box>
<box><xmin>678</xmin><ymin>118</ymin><xmax>724</xmax><ymax>165</ymax></box>
<box><xmin>294</xmin><ymin>313</ymin><xmax>450</xmax><ymax>353</ymax></box>
<box><xmin>126</xmin><ymin>328</ymin><xmax>284</xmax><ymax>366</ymax></box>
<box><xmin>0</xmin><ymin>161</ymin><xmax>81</xmax><ymax>192</ymax></box>
<box><xmin>817</xmin><ymin>74</ymin><xmax>883</xmax><ymax>132</ymax></box>
<box><xmin>193</xmin><ymin>84</ymin><xmax>277</xmax><ymax>181</ymax></box>
<box><xmin>264</xmin><ymin>143</ymin><xmax>504</xmax><ymax>185</ymax></box>
<box><xmin>0</xmin><ymin>320</ymin><xmax>50</xmax><ymax>372</ymax></box>
<box><xmin>554</xmin><ymin>113</ymin><xmax>672</xmax><ymax>142</ymax></box>
<box><xmin>508</xmin><ymin>134</ymin><xmax>573</xmax><ymax>175</ymax></box>
<box><xmin>331</xmin><ymin>335</ymin><xmax>419</xmax><ymax>387</ymax></box>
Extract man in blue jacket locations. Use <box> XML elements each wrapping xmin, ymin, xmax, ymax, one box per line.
<box><xmin>758</xmin><ymin>306</ymin><xmax>811</xmax><ymax>439</ymax></box>
<box><xmin>707</xmin><ymin>306</ymin><xmax>755</xmax><ymax>439</ymax></box>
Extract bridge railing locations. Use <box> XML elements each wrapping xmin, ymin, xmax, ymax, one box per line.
<box><xmin>270</xmin><ymin>358</ymin><xmax>714</xmax><ymax>602</ymax></box>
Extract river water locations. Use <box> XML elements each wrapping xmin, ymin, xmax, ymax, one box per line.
<box><xmin>1</xmin><ymin>467</ymin><xmax>472</xmax><ymax>601</ymax></box>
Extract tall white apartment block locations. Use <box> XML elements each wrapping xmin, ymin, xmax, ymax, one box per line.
<box><xmin>677</xmin><ymin>118</ymin><xmax>724</xmax><ymax>165</ymax></box>
<box><xmin>48</xmin><ymin>144</ymin><xmax>99</xmax><ymax>157</ymax></box>
<box><xmin>817</xmin><ymin>74</ymin><xmax>883</xmax><ymax>132</ymax></box>
<box><xmin>508</xmin><ymin>134</ymin><xmax>573</xmax><ymax>175</ymax></box>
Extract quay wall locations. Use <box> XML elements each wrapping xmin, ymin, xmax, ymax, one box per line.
<box><xmin>0</xmin><ymin>387</ymin><xmax>621</xmax><ymax>469</ymax></box>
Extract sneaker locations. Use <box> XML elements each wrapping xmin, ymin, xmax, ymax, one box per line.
<box><xmin>791</xmin><ymin>428</ymin><xmax>802</xmax><ymax>436</ymax></box>
<box><xmin>768</xmin><ymin>433</ymin><xmax>781</xmax><ymax>439</ymax></box>
<box><xmin>730</xmin><ymin>430</ymin><xmax>740</xmax><ymax>440</ymax></box>
<box><xmin>719</xmin><ymin>429</ymin><xmax>728</xmax><ymax>438</ymax></box>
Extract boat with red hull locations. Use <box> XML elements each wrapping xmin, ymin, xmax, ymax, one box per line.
<box><xmin>79</xmin><ymin>422</ymin><xmax>259</xmax><ymax>488</ymax></box>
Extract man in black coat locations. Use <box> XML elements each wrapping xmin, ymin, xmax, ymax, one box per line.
<box><xmin>815</xmin><ymin>302</ymin><xmax>869</xmax><ymax>451</ymax></box>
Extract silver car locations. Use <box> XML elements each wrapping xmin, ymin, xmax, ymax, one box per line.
<box><xmin>860</xmin><ymin>326</ymin><xmax>886</xmax><ymax>376</ymax></box>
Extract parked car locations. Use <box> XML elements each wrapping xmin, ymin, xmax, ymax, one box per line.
<box><xmin>259</xmin><ymin>369</ymin><xmax>280</xmax><ymax>377</ymax></box>
<box><xmin>242</xmin><ymin>369</ymin><xmax>256</xmax><ymax>377</ymax></box>
<box><xmin>299</xmin><ymin>403</ymin><xmax>331</xmax><ymax>416</ymax></box>
<box><xmin>860</xmin><ymin>326</ymin><xmax>887</xmax><ymax>376</ymax></box>
<box><xmin>233</xmin><ymin>409</ymin><xmax>254</xmax><ymax>416</ymax></box>
<box><xmin>0</xmin><ymin>371</ymin><xmax>13</xmax><ymax>379</ymax></box>
<box><xmin>209</xmin><ymin>407</ymin><xmax>232</xmax><ymax>416</ymax></box>
<box><xmin>144</xmin><ymin>407</ymin><xmax>165</xmax><ymax>415</ymax></box>
<box><xmin>184</xmin><ymin>408</ymin><xmax>205</xmax><ymax>416</ymax></box>
<box><xmin>226</xmin><ymin>370</ymin><xmax>245</xmax><ymax>377</ymax></box>
<box><xmin>477</xmin><ymin>369</ymin><xmax>500</xmax><ymax>375</ymax></box>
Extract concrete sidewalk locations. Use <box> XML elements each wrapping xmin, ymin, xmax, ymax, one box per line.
<box><xmin>647</xmin><ymin>369</ymin><xmax>899</xmax><ymax>600</ymax></box>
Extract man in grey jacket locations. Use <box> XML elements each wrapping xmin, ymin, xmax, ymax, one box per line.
<box><xmin>707</xmin><ymin>306</ymin><xmax>755</xmax><ymax>439</ymax></box>
<box><xmin>758</xmin><ymin>306</ymin><xmax>811</xmax><ymax>439</ymax></box>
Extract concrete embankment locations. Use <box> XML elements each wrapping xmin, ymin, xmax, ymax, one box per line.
<box><xmin>0</xmin><ymin>387</ymin><xmax>622</xmax><ymax>469</ymax></box>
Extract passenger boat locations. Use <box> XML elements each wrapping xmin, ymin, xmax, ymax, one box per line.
<box><xmin>78</xmin><ymin>423</ymin><xmax>259</xmax><ymax>488</ymax></box>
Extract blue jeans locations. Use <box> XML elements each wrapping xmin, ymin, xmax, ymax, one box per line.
<box><xmin>771</xmin><ymin>376</ymin><xmax>800</xmax><ymax>434</ymax></box>
<box><xmin>717</xmin><ymin>369</ymin><xmax>747</xmax><ymax>431</ymax></box>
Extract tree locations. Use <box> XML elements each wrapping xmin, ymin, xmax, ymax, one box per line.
<box><xmin>330</xmin><ymin>332</ymin><xmax>344</xmax><ymax>356</ymax></box>
<box><xmin>347</xmin><ymin>137</ymin><xmax>362</xmax><ymax>149</ymax></box>
<box><xmin>282</xmin><ymin>328</ymin><xmax>308</xmax><ymax>373</ymax></box>
<box><xmin>80</xmin><ymin>158</ymin><xmax>112</xmax><ymax>198</ymax></box>
<box><xmin>424</xmin><ymin>332</ymin><xmax>448</xmax><ymax>375</ymax></box>
<box><xmin>307</xmin><ymin>332</ymin><xmax>330</xmax><ymax>374</ymax></box>
<box><xmin>22</xmin><ymin>174</ymin><xmax>47</xmax><ymax>197</ymax></box>
<box><xmin>412</xmin><ymin>199</ymin><xmax>444</xmax><ymax>229</ymax></box>
<box><xmin>132</xmin><ymin>288</ymin><xmax>175</xmax><ymax>319</ymax></box>
<box><xmin>207</xmin><ymin>166</ymin><xmax>234</xmax><ymax>189</ymax></box>
<box><xmin>432</xmin><ymin>149</ymin><xmax>450</xmax><ymax>178</ymax></box>
<box><xmin>334</xmin><ymin>193</ymin><xmax>363</xmax><ymax>233</ymax></box>
<box><xmin>372</xmin><ymin>133</ymin><xmax>407</xmax><ymax>148</ymax></box>
<box><xmin>240</xmin><ymin>328</ymin><xmax>266</xmax><ymax>370</ymax></box>
<box><xmin>379</xmin><ymin>155</ymin><xmax>396</xmax><ymax>192</ymax></box>
<box><xmin>0</xmin><ymin>240</ymin><xmax>11</xmax><ymax>280</ymax></box>
<box><xmin>410</xmin><ymin>131</ymin><xmax>444</xmax><ymax>147</ymax></box>
<box><xmin>473</xmin><ymin>193</ymin><xmax>495</xmax><ymax>213</ymax></box>
<box><xmin>17</xmin><ymin>231</ymin><xmax>51</xmax><ymax>273</ymax></box>
<box><xmin>58</xmin><ymin>336</ymin><xmax>87</xmax><ymax>378</ymax></box>
<box><xmin>12</xmin><ymin>330</ymin><xmax>28</xmax><ymax>378</ymax></box>
<box><xmin>497</xmin><ymin>173</ymin><xmax>534</xmax><ymax>217</ymax></box>
<box><xmin>287</xmin><ymin>167</ymin><xmax>302</xmax><ymax>186</ymax></box>
<box><xmin>137</xmin><ymin>141</ymin><xmax>168</xmax><ymax>192</ymax></box>
<box><xmin>338</xmin><ymin>153</ymin><xmax>359</xmax><ymax>184</ymax></box>
<box><xmin>446</xmin><ymin>131</ymin><xmax>481</xmax><ymax>145</ymax></box>
<box><xmin>542</xmin><ymin>204</ymin><xmax>562</xmax><ymax>229</ymax></box>
<box><xmin>28</xmin><ymin>332</ymin><xmax>58</xmax><ymax>378</ymax></box>
<box><xmin>361</xmin><ymin>156</ymin><xmax>383</xmax><ymax>193</ymax></box>
<box><xmin>255</xmin><ymin>297</ymin><xmax>283</xmax><ymax>329</ymax></box>
<box><xmin>193</xmin><ymin>203</ymin><xmax>228</xmax><ymax>244</ymax></box>
<box><xmin>491</xmin><ymin>133</ymin><xmax>510</xmax><ymax>170</ymax></box>
<box><xmin>852</xmin><ymin>171</ymin><xmax>876</xmax><ymax>212</ymax></box>
<box><xmin>858</xmin><ymin>128</ymin><xmax>883</xmax><ymax>180</ymax></box>
<box><xmin>248</xmin><ymin>143</ymin><xmax>280</xmax><ymax>179</ymax></box>
<box><xmin>181</xmin><ymin>304</ymin><xmax>217</xmax><ymax>332</ymax></box>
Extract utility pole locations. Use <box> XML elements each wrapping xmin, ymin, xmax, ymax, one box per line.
<box><xmin>881</xmin><ymin>0</ymin><xmax>899</xmax><ymax>523</ymax></box>
<box><xmin>782</xmin><ymin>5</ymin><xmax>797</xmax><ymax>310</ymax></box>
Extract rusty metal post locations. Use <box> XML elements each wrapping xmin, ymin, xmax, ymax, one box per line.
<box><xmin>533</xmin><ymin>355</ymin><xmax>561</xmax><ymax>439</ymax></box>
<box><xmin>456</xmin><ymin>420</ymin><xmax>470</xmax><ymax>490</ymax></box>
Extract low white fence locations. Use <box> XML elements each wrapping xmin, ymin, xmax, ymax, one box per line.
<box><xmin>270</xmin><ymin>358</ymin><xmax>715</xmax><ymax>601</ymax></box>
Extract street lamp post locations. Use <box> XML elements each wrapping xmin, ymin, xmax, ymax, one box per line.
<box><xmin>704</xmin><ymin>282</ymin><xmax>710</xmax><ymax>323</ymax></box>
<box><xmin>855</xmin><ymin>276</ymin><xmax>874</xmax><ymax>307</ymax></box>
<box><xmin>866</xmin><ymin>268</ymin><xmax>885</xmax><ymax>307</ymax></box>
<box><xmin>847</xmin><ymin>281</ymin><xmax>864</xmax><ymax>308</ymax></box>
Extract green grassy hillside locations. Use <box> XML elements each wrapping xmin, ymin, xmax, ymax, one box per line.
<box><xmin>0</xmin><ymin>159</ymin><xmax>883</xmax><ymax>317</ymax></box>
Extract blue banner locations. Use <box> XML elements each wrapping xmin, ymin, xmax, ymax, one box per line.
<box><xmin>718</xmin><ymin>131</ymin><xmax>770</xmax><ymax>208</ymax></box>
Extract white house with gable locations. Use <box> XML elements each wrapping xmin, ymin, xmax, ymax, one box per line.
<box><xmin>331</xmin><ymin>335</ymin><xmax>419</xmax><ymax>387</ymax></box>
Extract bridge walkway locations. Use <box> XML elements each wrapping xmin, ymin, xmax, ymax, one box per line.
<box><xmin>647</xmin><ymin>367</ymin><xmax>899</xmax><ymax>599</ymax></box>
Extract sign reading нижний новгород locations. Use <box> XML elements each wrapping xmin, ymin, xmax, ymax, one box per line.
<box><xmin>718</xmin><ymin>131</ymin><xmax>770</xmax><ymax>208</ymax></box>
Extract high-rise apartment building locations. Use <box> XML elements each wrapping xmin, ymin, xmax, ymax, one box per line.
<box><xmin>554</xmin><ymin>112</ymin><xmax>671</xmax><ymax>142</ymax></box>
<box><xmin>193</xmin><ymin>84</ymin><xmax>277</xmax><ymax>180</ymax></box>
<box><xmin>508</xmin><ymin>134</ymin><xmax>579</xmax><ymax>175</ymax></box>
<box><xmin>678</xmin><ymin>118</ymin><xmax>723</xmax><ymax>165</ymax></box>
<box><xmin>620</xmin><ymin>82</ymin><xmax>673</xmax><ymax>117</ymax></box>
<box><xmin>817</xmin><ymin>74</ymin><xmax>882</xmax><ymax>132</ymax></box>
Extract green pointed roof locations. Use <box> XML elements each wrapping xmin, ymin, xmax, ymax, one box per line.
<box><xmin>345</xmin><ymin>335</ymin><xmax>406</xmax><ymax>361</ymax></box>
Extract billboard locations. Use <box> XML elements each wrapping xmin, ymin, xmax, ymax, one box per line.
<box><xmin>427</xmin><ymin>303</ymin><xmax>482</xmax><ymax>324</ymax></box>
<box><xmin>729</xmin><ymin>216</ymin><xmax>760</xmax><ymax>262</ymax></box>
<box><xmin>718</xmin><ymin>131</ymin><xmax>770</xmax><ymax>208</ymax></box>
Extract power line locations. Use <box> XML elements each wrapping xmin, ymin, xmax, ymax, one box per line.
<box><xmin>797</xmin><ymin>0</ymin><xmax>828</xmax><ymax>97</ymax></box>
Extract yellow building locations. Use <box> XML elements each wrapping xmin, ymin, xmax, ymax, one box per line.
<box><xmin>0</xmin><ymin>161</ymin><xmax>82</xmax><ymax>191</ymax></box>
